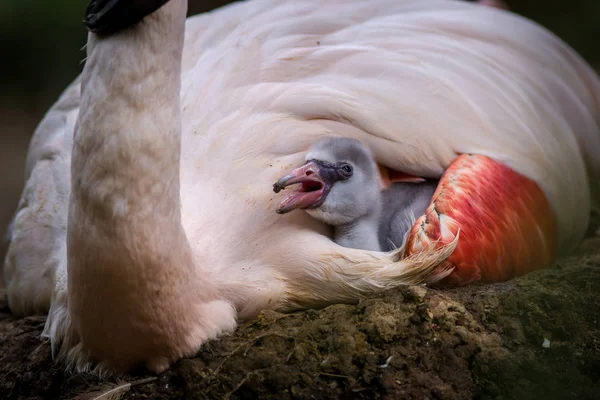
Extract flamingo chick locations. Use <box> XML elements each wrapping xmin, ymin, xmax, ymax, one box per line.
<box><xmin>273</xmin><ymin>137</ymin><xmax>438</xmax><ymax>252</ymax></box>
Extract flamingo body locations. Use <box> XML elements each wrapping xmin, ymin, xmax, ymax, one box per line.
<box><xmin>2</xmin><ymin>0</ymin><xmax>599</xmax><ymax>375</ymax></box>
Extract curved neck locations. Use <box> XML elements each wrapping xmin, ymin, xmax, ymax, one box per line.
<box><xmin>67</xmin><ymin>0</ymin><xmax>209</xmax><ymax>371</ymax></box>
<box><xmin>74</xmin><ymin>0</ymin><xmax>187</xmax><ymax>224</ymax></box>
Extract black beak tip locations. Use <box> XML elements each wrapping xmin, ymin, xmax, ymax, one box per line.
<box><xmin>84</xmin><ymin>0</ymin><xmax>171</xmax><ymax>35</ymax></box>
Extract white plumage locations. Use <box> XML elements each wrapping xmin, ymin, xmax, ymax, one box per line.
<box><xmin>3</xmin><ymin>0</ymin><xmax>599</xmax><ymax>375</ymax></box>
<box><xmin>179</xmin><ymin>0</ymin><xmax>600</xmax><ymax>253</ymax></box>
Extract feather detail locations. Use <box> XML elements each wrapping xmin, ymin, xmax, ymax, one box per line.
<box><xmin>406</xmin><ymin>154</ymin><xmax>557</xmax><ymax>284</ymax></box>
<box><xmin>72</xmin><ymin>377</ymin><xmax>156</xmax><ymax>400</ymax></box>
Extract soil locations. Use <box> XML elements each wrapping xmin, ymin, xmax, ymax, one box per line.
<box><xmin>1</xmin><ymin>215</ymin><xmax>599</xmax><ymax>400</ymax></box>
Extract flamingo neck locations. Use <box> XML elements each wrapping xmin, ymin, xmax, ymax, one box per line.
<box><xmin>67</xmin><ymin>0</ymin><xmax>209</xmax><ymax>371</ymax></box>
<box><xmin>74</xmin><ymin>0</ymin><xmax>187</xmax><ymax>222</ymax></box>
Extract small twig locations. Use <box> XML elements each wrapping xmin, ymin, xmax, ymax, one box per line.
<box><xmin>285</xmin><ymin>342</ymin><xmax>298</xmax><ymax>363</ymax></box>
<box><xmin>217</xmin><ymin>333</ymin><xmax>298</xmax><ymax>399</ymax></box>
<box><xmin>212</xmin><ymin>342</ymin><xmax>248</xmax><ymax>376</ymax></box>
<box><xmin>224</xmin><ymin>372</ymin><xmax>254</xmax><ymax>400</ymax></box>
<box><xmin>319</xmin><ymin>372</ymin><xmax>349</xmax><ymax>379</ymax></box>
<box><xmin>213</xmin><ymin>332</ymin><xmax>295</xmax><ymax>376</ymax></box>
<box><xmin>242</xmin><ymin>333</ymin><xmax>295</xmax><ymax>357</ymax></box>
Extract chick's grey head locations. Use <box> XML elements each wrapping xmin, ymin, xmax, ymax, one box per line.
<box><xmin>273</xmin><ymin>137</ymin><xmax>381</xmax><ymax>226</ymax></box>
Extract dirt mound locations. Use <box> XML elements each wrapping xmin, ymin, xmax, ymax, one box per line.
<box><xmin>1</xmin><ymin>234</ymin><xmax>599</xmax><ymax>400</ymax></box>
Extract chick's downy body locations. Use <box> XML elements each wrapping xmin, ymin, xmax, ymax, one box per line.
<box><xmin>275</xmin><ymin>137</ymin><xmax>438</xmax><ymax>252</ymax></box>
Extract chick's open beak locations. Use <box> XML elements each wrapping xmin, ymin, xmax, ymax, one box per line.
<box><xmin>273</xmin><ymin>161</ymin><xmax>329</xmax><ymax>214</ymax></box>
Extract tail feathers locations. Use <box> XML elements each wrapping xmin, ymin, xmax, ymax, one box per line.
<box><xmin>379</xmin><ymin>230</ymin><xmax>458</xmax><ymax>287</ymax></box>
<box><xmin>280</xmin><ymin>233</ymin><xmax>458</xmax><ymax>312</ymax></box>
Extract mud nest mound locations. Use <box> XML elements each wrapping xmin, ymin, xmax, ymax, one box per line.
<box><xmin>1</xmin><ymin>228</ymin><xmax>599</xmax><ymax>399</ymax></box>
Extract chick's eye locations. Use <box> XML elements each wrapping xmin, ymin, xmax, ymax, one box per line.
<box><xmin>340</xmin><ymin>163</ymin><xmax>353</xmax><ymax>175</ymax></box>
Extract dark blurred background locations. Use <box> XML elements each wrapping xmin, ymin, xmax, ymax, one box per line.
<box><xmin>1</xmin><ymin>0</ymin><xmax>599</xmax><ymax>269</ymax></box>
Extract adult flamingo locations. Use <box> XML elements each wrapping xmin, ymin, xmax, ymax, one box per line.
<box><xmin>4</xmin><ymin>0</ymin><xmax>599</xmax><ymax>375</ymax></box>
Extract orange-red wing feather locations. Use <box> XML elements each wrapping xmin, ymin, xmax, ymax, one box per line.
<box><xmin>404</xmin><ymin>154</ymin><xmax>557</xmax><ymax>285</ymax></box>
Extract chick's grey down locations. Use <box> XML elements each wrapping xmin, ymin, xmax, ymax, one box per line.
<box><xmin>277</xmin><ymin>137</ymin><xmax>438</xmax><ymax>252</ymax></box>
